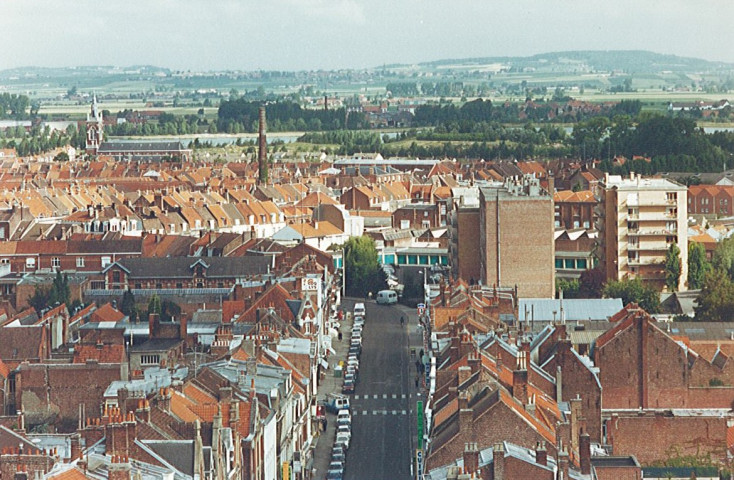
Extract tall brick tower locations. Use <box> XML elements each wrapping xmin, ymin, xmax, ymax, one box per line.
<box><xmin>258</xmin><ymin>106</ymin><xmax>268</xmax><ymax>185</ymax></box>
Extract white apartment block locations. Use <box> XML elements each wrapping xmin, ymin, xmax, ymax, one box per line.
<box><xmin>597</xmin><ymin>173</ymin><xmax>688</xmax><ymax>291</ymax></box>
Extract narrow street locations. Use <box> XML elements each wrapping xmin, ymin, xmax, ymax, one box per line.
<box><xmin>341</xmin><ymin>299</ymin><xmax>422</xmax><ymax>480</ymax></box>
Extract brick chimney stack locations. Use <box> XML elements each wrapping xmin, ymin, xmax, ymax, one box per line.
<box><xmin>492</xmin><ymin>443</ymin><xmax>505</xmax><ymax>480</ymax></box>
<box><xmin>512</xmin><ymin>347</ymin><xmax>528</xmax><ymax>405</ymax></box>
<box><xmin>69</xmin><ymin>433</ymin><xmax>82</xmax><ymax>462</ymax></box>
<box><xmin>557</xmin><ymin>448</ymin><xmax>569</xmax><ymax>480</ymax></box>
<box><xmin>535</xmin><ymin>441</ymin><xmax>547</xmax><ymax>466</ymax></box>
<box><xmin>109</xmin><ymin>456</ymin><xmax>131</xmax><ymax>480</ymax></box>
<box><xmin>458</xmin><ymin>392</ymin><xmax>473</xmax><ymax>439</ymax></box>
<box><xmin>467</xmin><ymin>351</ymin><xmax>480</xmax><ymax>375</ymax></box>
<box><xmin>463</xmin><ymin>442</ymin><xmax>479</xmax><ymax>475</ymax></box>
<box><xmin>579</xmin><ymin>432</ymin><xmax>591</xmax><ymax>475</ymax></box>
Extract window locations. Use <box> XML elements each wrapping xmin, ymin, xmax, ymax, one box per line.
<box><xmin>134</xmin><ymin>283</ymin><xmax>142</xmax><ymax>290</ymax></box>
<box><xmin>400</xmin><ymin>220</ymin><xmax>410</xmax><ymax>229</ymax></box>
<box><xmin>408</xmin><ymin>255</ymin><xmax>418</xmax><ymax>265</ymax></box>
<box><xmin>577</xmin><ymin>259</ymin><xmax>588</xmax><ymax>270</ymax></box>
<box><xmin>423</xmin><ymin>211</ymin><xmax>428</xmax><ymax>217</ymax></box>
<box><xmin>26</xmin><ymin>257</ymin><xmax>36</xmax><ymax>269</ymax></box>
<box><xmin>52</xmin><ymin>257</ymin><xmax>60</xmax><ymax>268</ymax></box>
<box><xmin>176</xmin><ymin>283</ymin><xmax>183</xmax><ymax>289</ymax></box>
<box><xmin>101</xmin><ymin>256</ymin><xmax>112</xmax><ymax>268</ymax></box>
<box><xmin>76</xmin><ymin>257</ymin><xmax>85</xmax><ymax>268</ymax></box>
<box><xmin>555</xmin><ymin>259</ymin><xmax>564</xmax><ymax>269</ymax></box>
<box><xmin>218</xmin><ymin>282</ymin><xmax>224</xmax><ymax>288</ymax></box>
<box><xmin>112</xmin><ymin>271</ymin><xmax>121</xmax><ymax>283</ymax></box>
<box><xmin>156</xmin><ymin>283</ymin><xmax>162</xmax><ymax>289</ymax></box>
<box><xmin>397</xmin><ymin>254</ymin><xmax>407</xmax><ymax>265</ymax></box>
<box><xmin>0</xmin><ymin>259</ymin><xmax>7</xmax><ymax>265</ymax></box>
<box><xmin>564</xmin><ymin>259</ymin><xmax>575</xmax><ymax>269</ymax></box>
<box><xmin>419</xmin><ymin>255</ymin><xmax>429</xmax><ymax>265</ymax></box>
<box><xmin>141</xmin><ymin>354</ymin><xmax>160</xmax><ymax>366</ymax></box>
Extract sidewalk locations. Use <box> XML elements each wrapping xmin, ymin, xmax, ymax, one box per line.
<box><xmin>400</xmin><ymin>305</ymin><xmax>428</xmax><ymax>478</ymax></box>
<box><xmin>311</xmin><ymin>308</ymin><xmax>354</xmax><ymax>478</ymax></box>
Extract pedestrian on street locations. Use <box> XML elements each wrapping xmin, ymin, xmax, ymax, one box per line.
<box><xmin>400</xmin><ymin>316</ymin><xmax>405</xmax><ymax>325</ymax></box>
<box><xmin>415</xmin><ymin>360</ymin><xmax>421</xmax><ymax>373</ymax></box>
<box><xmin>415</xmin><ymin>376</ymin><xmax>419</xmax><ymax>388</ymax></box>
<box><xmin>338</xmin><ymin>331</ymin><xmax>342</xmax><ymax>341</ymax></box>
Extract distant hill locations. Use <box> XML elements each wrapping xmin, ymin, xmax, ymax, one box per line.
<box><xmin>413</xmin><ymin>50</ymin><xmax>734</xmax><ymax>74</ymax></box>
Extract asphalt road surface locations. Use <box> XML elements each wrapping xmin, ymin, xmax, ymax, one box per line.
<box><xmin>343</xmin><ymin>299</ymin><xmax>416</xmax><ymax>480</ymax></box>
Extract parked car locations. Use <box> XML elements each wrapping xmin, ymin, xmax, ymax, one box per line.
<box><xmin>331</xmin><ymin>445</ymin><xmax>345</xmax><ymax>458</ymax></box>
<box><xmin>347</xmin><ymin>358</ymin><xmax>359</xmax><ymax>371</ymax></box>
<box><xmin>336</xmin><ymin>431</ymin><xmax>351</xmax><ymax>449</ymax></box>
<box><xmin>326</xmin><ymin>469</ymin><xmax>343</xmax><ymax>480</ymax></box>
<box><xmin>336</xmin><ymin>423</ymin><xmax>351</xmax><ymax>437</ymax></box>
<box><xmin>337</xmin><ymin>409</ymin><xmax>351</xmax><ymax>424</ymax></box>
<box><xmin>342</xmin><ymin>378</ymin><xmax>355</xmax><ymax>394</ymax></box>
<box><xmin>353</xmin><ymin>303</ymin><xmax>366</xmax><ymax>317</ymax></box>
<box><xmin>332</xmin><ymin>451</ymin><xmax>346</xmax><ymax>464</ymax></box>
<box><xmin>353</xmin><ymin>316</ymin><xmax>365</xmax><ymax>327</ymax></box>
<box><xmin>348</xmin><ymin>345</ymin><xmax>361</xmax><ymax>357</ymax></box>
<box><xmin>329</xmin><ymin>460</ymin><xmax>344</xmax><ymax>473</ymax></box>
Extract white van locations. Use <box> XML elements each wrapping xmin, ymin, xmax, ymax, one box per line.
<box><xmin>353</xmin><ymin>302</ymin><xmax>366</xmax><ymax>317</ymax></box>
<box><xmin>376</xmin><ymin>290</ymin><xmax>398</xmax><ymax>305</ymax></box>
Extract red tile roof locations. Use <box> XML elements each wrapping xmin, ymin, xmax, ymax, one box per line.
<box><xmin>73</xmin><ymin>344</ymin><xmax>125</xmax><ymax>364</ymax></box>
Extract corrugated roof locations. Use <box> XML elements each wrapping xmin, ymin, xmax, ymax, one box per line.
<box><xmin>518</xmin><ymin>298</ymin><xmax>623</xmax><ymax>322</ymax></box>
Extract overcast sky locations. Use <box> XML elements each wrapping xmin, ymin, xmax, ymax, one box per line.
<box><xmin>2</xmin><ymin>0</ymin><xmax>733</xmax><ymax>71</ymax></box>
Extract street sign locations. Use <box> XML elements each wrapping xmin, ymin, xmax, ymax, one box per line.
<box><xmin>417</xmin><ymin>303</ymin><xmax>425</xmax><ymax>316</ymax></box>
<box><xmin>415</xmin><ymin>449</ymin><xmax>423</xmax><ymax>480</ymax></box>
<box><xmin>301</xmin><ymin>277</ymin><xmax>319</xmax><ymax>291</ymax></box>
<box><xmin>417</xmin><ymin>400</ymin><xmax>424</xmax><ymax>449</ymax></box>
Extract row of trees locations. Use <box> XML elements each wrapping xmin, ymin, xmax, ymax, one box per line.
<box><xmin>217</xmin><ymin>99</ymin><xmax>349</xmax><ymax>133</ymax></box>
<box><xmin>0</xmin><ymin>93</ymin><xmax>30</xmax><ymax>119</ymax></box>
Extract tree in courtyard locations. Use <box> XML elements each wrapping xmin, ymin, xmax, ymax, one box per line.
<box><xmin>713</xmin><ymin>236</ymin><xmax>734</xmax><ymax>280</ymax></box>
<box><xmin>120</xmin><ymin>290</ymin><xmax>138</xmax><ymax>322</ymax></box>
<box><xmin>694</xmin><ymin>268</ymin><xmax>734</xmax><ymax>322</ymax></box>
<box><xmin>665</xmin><ymin>243</ymin><xmax>681</xmax><ymax>292</ymax></box>
<box><xmin>343</xmin><ymin>236</ymin><xmax>387</xmax><ymax>297</ymax></box>
<box><xmin>688</xmin><ymin>242</ymin><xmax>711</xmax><ymax>290</ymax></box>
<box><xmin>27</xmin><ymin>271</ymin><xmax>71</xmax><ymax>315</ymax></box>
<box><xmin>578</xmin><ymin>267</ymin><xmax>605</xmax><ymax>298</ymax></box>
<box><xmin>147</xmin><ymin>294</ymin><xmax>162</xmax><ymax>318</ymax></box>
<box><xmin>602</xmin><ymin>278</ymin><xmax>660</xmax><ymax>313</ymax></box>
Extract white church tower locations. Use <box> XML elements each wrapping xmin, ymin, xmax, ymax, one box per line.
<box><xmin>85</xmin><ymin>95</ymin><xmax>104</xmax><ymax>155</ymax></box>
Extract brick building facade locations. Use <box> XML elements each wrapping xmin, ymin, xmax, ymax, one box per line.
<box><xmin>478</xmin><ymin>176</ymin><xmax>554</xmax><ymax>298</ymax></box>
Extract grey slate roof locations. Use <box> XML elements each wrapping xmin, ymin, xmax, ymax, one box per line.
<box><xmin>110</xmin><ymin>256</ymin><xmax>271</xmax><ymax>279</ymax></box>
